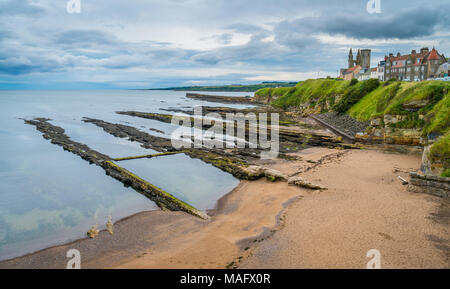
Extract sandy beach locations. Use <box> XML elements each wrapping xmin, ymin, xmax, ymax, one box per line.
<box><xmin>1</xmin><ymin>147</ymin><xmax>448</xmax><ymax>269</ymax></box>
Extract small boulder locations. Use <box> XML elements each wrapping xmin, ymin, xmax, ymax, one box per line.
<box><xmin>370</xmin><ymin>118</ymin><xmax>382</xmax><ymax>127</ymax></box>
<box><xmin>288</xmin><ymin>176</ymin><xmax>327</xmax><ymax>190</ymax></box>
<box><xmin>87</xmin><ymin>225</ymin><xmax>99</xmax><ymax>239</ymax></box>
<box><xmin>262</xmin><ymin>168</ymin><xmax>288</xmax><ymax>182</ymax></box>
<box><xmin>242</xmin><ymin>165</ymin><xmax>265</xmax><ymax>178</ymax></box>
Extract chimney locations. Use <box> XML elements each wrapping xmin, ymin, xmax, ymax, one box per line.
<box><xmin>397</xmin><ymin>52</ymin><xmax>401</xmax><ymax>57</ymax></box>
<box><xmin>421</xmin><ymin>47</ymin><xmax>429</xmax><ymax>54</ymax></box>
<box><xmin>389</xmin><ymin>53</ymin><xmax>393</xmax><ymax>57</ymax></box>
<box><xmin>411</xmin><ymin>50</ymin><xmax>416</xmax><ymax>54</ymax></box>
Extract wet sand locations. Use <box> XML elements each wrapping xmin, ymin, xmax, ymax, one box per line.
<box><xmin>1</xmin><ymin>148</ymin><xmax>448</xmax><ymax>269</ymax></box>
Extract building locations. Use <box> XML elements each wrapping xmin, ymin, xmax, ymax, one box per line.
<box><xmin>376</xmin><ymin>61</ymin><xmax>386</xmax><ymax>81</ymax></box>
<box><xmin>436</xmin><ymin>62</ymin><xmax>450</xmax><ymax>78</ymax></box>
<box><xmin>340</xmin><ymin>65</ymin><xmax>362</xmax><ymax>80</ymax></box>
<box><xmin>340</xmin><ymin>48</ymin><xmax>371</xmax><ymax>80</ymax></box>
<box><xmin>370</xmin><ymin>67</ymin><xmax>378</xmax><ymax>79</ymax></box>
<box><xmin>356</xmin><ymin>68</ymin><xmax>371</xmax><ymax>81</ymax></box>
<box><xmin>384</xmin><ymin>47</ymin><xmax>447</xmax><ymax>81</ymax></box>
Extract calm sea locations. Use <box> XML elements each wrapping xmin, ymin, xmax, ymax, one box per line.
<box><xmin>0</xmin><ymin>90</ymin><xmax>253</xmax><ymax>261</ymax></box>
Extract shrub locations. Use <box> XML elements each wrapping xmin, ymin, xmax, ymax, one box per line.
<box><xmin>429</xmin><ymin>132</ymin><xmax>450</xmax><ymax>176</ymax></box>
<box><xmin>383</xmin><ymin>78</ymin><xmax>397</xmax><ymax>87</ymax></box>
<box><xmin>333</xmin><ymin>79</ymin><xmax>380</xmax><ymax>114</ymax></box>
<box><xmin>350</xmin><ymin>78</ymin><xmax>359</xmax><ymax>86</ymax></box>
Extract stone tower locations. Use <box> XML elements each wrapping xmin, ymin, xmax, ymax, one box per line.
<box><xmin>360</xmin><ymin>49</ymin><xmax>371</xmax><ymax>69</ymax></box>
<box><xmin>355</xmin><ymin>49</ymin><xmax>362</xmax><ymax>67</ymax></box>
<box><xmin>348</xmin><ymin>48</ymin><xmax>354</xmax><ymax>68</ymax></box>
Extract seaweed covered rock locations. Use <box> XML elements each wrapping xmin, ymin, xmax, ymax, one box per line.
<box><xmin>262</xmin><ymin>168</ymin><xmax>288</xmax><ymax>182</ymax></box>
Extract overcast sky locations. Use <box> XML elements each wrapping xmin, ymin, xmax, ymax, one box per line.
<box><xmin>0</xmin><ymin>0</ymin><xmax>449</xmax><ymax>89</ymax></box>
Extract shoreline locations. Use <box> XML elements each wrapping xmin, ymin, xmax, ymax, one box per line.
<box><xmin>0</xmin><ymin>179</ymin><xmax>244</xmax><ymax>265</ymax></box>
<box><xmin>2</xmin><ymin>146</ymin><xmax>447</xmax><ymax>269</ymax></box>
<box><xmin>0</xmin><ymin>147</ymin><xmax>337</xmax><ymax>269</ymax></box>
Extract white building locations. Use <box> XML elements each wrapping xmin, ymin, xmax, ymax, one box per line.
<box><xmin>370</xmin><ymin>67</ymin><xmax>378</xmax><ymax>79</ymax></box>
<box><xmin>436</xmin><ymin>62</ymin><xmax>450</xmax><ymax>78</ymax></box>
<box><xmin>376</xmin><ymin>61</ymin><xmax>385</xmax><ymax>81</ymax></box>
<box><xmin>356</xmin><ymin>68</ymin><xmax>371</xmax><ymax>81</ymax></box>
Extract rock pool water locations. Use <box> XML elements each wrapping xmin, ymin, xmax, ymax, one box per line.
<box><xmin>0</xmin><ymin>90</ymin><xmax>252</xmax><ymax>260</ymax></box>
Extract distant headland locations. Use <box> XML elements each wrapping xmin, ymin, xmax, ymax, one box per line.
<box><xmin>144</xmin><ymin>81</ymin><xmax>297</xmax><ymax>92</ymax></box>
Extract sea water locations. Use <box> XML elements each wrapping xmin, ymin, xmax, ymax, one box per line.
<box><xmin>0</xmin><ymin>90</ymin><xmax>251</xmax><ymax>261</ymax></box>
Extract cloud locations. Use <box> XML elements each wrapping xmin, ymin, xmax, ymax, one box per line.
<box><xmin>278</xmin><ymin>6</ymin><xmax>450</xmax><ymax>41</ymax></box>
<box><xmin>0</xmin><ymin>0</ymin><xmax>449</xmax><ymax>88</ymax></box>
<box><xmin>0</xmin><ymin>0</ymin><xmax>45</xmax><ymax>16</ymax></box>
<box><xmin>322</xmin><ymin>7</ymin><xmax>449</xmax><ymax>39</ymax></box>
<box><xmin>55</xmin><ymin>30</ymin><xmax>120</xmax><ymax>47</ymax></box>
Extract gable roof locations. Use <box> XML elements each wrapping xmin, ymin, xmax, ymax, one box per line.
<box><xmin>428</xmin><ymin>48</ymin><xmax>440</xmax><ymax>60</ymax></box>
<box><xmin>343</xmin><ymin>65</ymin><xmax>361</xmax><ymax>74</ymax></box>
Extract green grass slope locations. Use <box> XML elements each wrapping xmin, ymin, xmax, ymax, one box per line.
<box><xmin>256</xmin><ymin>78</ymin><xmax>450</xmax><ymax>176</ymax></box>
<box><xmin>256</xmin><ymin>79</ymin><xmax>449</xmax><ymax>136</ymax></box>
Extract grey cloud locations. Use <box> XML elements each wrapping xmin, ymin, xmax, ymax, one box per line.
<box><xmin>225</xmin><ymin>23</ymin><xmax>268</xmax><ymax>34</ymax></box>
<box><xmin>55</xmin><ymin>30</ymin><xmax>120</xmax><ymax>47</ymax></box>
<box><xmin>324</xmin><ymin>7</ymin><xmax>448</xmax><ymax>39</ymax></box>
<box><xmin>0</xmin><ymin>0</ymin><xmax>45</xmax><ymax>16</ymax></box>
<box><xmin>279</xmin><ymin>6</ymin><xmax>450</xmax><ymax>40</ymax></box>
<box><xmin>0</xmin><ymin>0</ymin><xmax>449</xmax><ymax>87</ymax></box>
<box><xmin>217</xmin><ymin>33</ymin><xmax>233</xmax><ymax>45</ymax></box>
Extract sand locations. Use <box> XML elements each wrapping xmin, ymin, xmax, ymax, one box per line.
<box><xmin>240</xmin><ymin>149</ymin><xmax>449</xmax><ymax>269</ymax></box>
<box><xmin>1</xmin><ymin>148</ymin><xmax>448</xmax><ymax>269</ymax></box>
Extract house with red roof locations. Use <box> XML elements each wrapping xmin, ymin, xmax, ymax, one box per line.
<box><xmin>340</xmin><ymin>65</ymin><xmax>362</xmax><ymax>81</ymax></box>
<box><xmin>384</xmin><ymin>47</ymin><xmax>447</xmax><ymax>81</ymax></box>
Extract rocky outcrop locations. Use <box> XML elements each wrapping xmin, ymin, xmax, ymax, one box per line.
<box><xmin>240</xmin><ymin>166</ymin><xmax>288</xmax><ymax>181</ymax></box>
<box><xmin>408</xmin><ymin>172</ymin><xmax>450</xmax><ymax>198</ymax></box>
<box><xmin>355</xmin><ymin>115</ymin><xmax>423</xmax><ymax>146</ymax></box>
<box><xmin>24</xmin><ymin>118</ymin><xmax>111</xmax><ymax>165</ymax></box>
<box><xmin>103</xmin><ymin>161</ymin><xmax>209</xmax><ymax>219</ymax></box>
<box><xmin>24</xmin><ymin>118</ymin><xmax>209</xmax><ymax>219</ymax></box>
<box><xmin>117</xmin><ymin>111</ymin><xmax>350</xmax><ymax>151</ymax></box>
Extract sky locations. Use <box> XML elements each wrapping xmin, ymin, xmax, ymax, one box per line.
<box><xmin>0</xmin><ymin>0</ymin><xmax>449</xmax><ymax>89</ymax></box>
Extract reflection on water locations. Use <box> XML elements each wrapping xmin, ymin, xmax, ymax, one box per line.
<box><xmin>117</xmin><ymin>154</ymin><xmax>240</xmax><ymax>211</ymax></box>
<box><xmin>0</xmin><ymin>90</ymin><xmax>251</xmax><ymax>261</ymax></box>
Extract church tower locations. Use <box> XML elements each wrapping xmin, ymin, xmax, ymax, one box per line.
<box><xmin>348</xmin><ymin>48</ymin><xmax>354</xmax><ymax>68</ymax></box>
<box><xmin>356</xmin><ymin>49</ymin><xmax>362</xmax><ymax>67</ymax></box>
<box><xmin>360</xmin><ymin>49</ymin><xmax>371</xmax><ymax>69</ymax></box>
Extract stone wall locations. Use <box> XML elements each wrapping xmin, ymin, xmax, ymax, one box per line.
<box><xmin>408</xmin><ymin>172</ymin><xmax>450</xmax><ymax>198</ymax></box>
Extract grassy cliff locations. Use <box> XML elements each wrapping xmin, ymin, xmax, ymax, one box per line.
<box><xmin>255</xmin><ymin>78</ymin><xmax>450</xmax><ymax>176</ymax></box>
<box><xmin>256</xmin><ymin>79</ymin><xmax>449</xmax><ymax>136</ymax></box>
